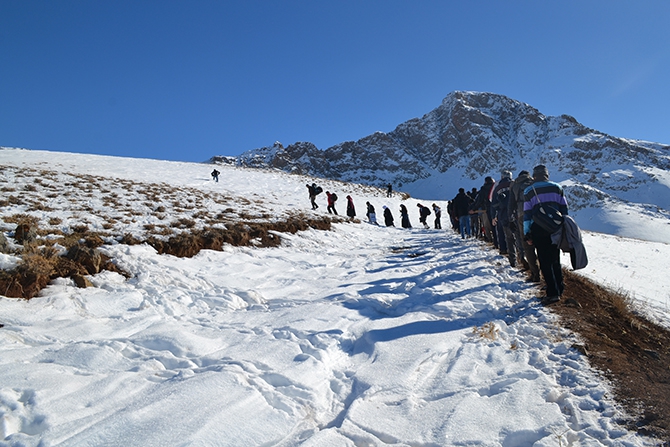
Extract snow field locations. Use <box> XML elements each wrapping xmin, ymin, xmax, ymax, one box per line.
<box><xmin>0</xmin><ymin>148</ymin><xmax>663</xmax><ymax>445</ymax></box>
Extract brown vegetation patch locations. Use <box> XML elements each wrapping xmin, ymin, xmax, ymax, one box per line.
<box><xmin>140</xmin><ymin>215</ymin><xmax>337</xmax><ymax>257</ymax></box>
<box><xmin>1</xmin><ymin>214</ymin><xmax>341</xmax><ymax>299</ymax></box>
<box><xmin>552</xmin><ymin>270</ymin><xmax>670</xmax><ymax>443</ymax></box>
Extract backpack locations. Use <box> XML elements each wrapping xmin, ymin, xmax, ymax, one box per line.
<box><xmin>315</xmin><ymin>186</ymin><xmax>323</xmax><ymax>195</ymax></box>
<box><xmin>331</xmin><ymin>193</ymin><xmax>338</xmax><ymax>201</ymax></box>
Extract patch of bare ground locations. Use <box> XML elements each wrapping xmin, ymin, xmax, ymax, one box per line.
<box><xmin>0</xmin><ymin>214</ymin><xmax>343</xmax><ymax>299</ymax></box>
<box><xmin>551</xmin><ymin>270</ymin><xmax>670</xmax><ymax>444</ymax></box>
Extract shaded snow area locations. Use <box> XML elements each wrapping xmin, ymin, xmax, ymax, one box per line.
<box><xmin>1</xmin><ymin>148</ymin><xmax>668</xmax><ymax>446</ymax></box>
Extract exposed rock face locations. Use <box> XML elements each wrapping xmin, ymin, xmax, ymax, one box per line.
<box><xmin>231</xmin><ymin>91</ymin><xmax>670</xmax><ymax>190</ymax></box>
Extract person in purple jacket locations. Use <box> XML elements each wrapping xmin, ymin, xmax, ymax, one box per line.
<box><xmin>523</xmin><ymin>165</ymin><xmax>569</xmax><ymax>304</ymax></box>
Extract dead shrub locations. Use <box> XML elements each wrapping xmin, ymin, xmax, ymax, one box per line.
<box><xmin>4</xmin><ymin>214</ymin><xmax>39</xmax><ymax>226</ymax></box>
<box><xmin>71</xmin><ymin>224</ymin><xmax>89</xmax><ymax>234</ymax></box>
<box><xmin>472</xmin><ymin>322</ymin><xmax>499</xmax><ymax>341</ymax></box>
<box><xmin>171</xmin><ymin>218</ymin><xmax>196</xmax><ymax>229</ymax></box>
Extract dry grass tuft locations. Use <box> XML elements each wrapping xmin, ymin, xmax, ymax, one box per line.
<box><xmin>472</xmin><ymin>322</ymin><xmax>499</xmax><ymax>341</ymax></box>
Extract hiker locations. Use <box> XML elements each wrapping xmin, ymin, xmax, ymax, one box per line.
<box><xmin>400</xmin><ymin>204</ymin><xmax>411</xmax><ymax>228</ymax></box>
<box><xmin>383</xmin><ymin>205</ymin><xmax>394</xmax><ymax>227</ymax></box>
<box><xmin>509</xmin><ymin>170</ymin><xmax>540</xmax><ymax>281</ymax></box>
<box><xmin>326</xmin><ymin>191</ymin><xmax>338</xmax><ymax>215</ymax></box>
<box><xmin>366</xmin><ymin>202</ymin><xmax>379</xmax><ymax>225</ymax></box>
<box><xmin>417</xmin><ymin>203</ymin><xmax>431</xmax><ymax>229</ymax></box>
<box><xmin>491</xmin><ymin>170</ymin><xmax>517</xmax><ymax>267</ymax></box>
<box><xmin>468</xmin><ymin>187</ymin><xmax>480</xmax><ymax>238</ymax></box>
<box><xmin>306</xmin><ymin>183</ymin><xmax>322</xmax><ymax>210</ymax></box>
<box><xmin>432</xmin><ymin>203</ymin><xmax>442</xmax><ymax>229</ymax></box>
<box><xmin>470</xmin><ymin>177</ymin><xmax>496</xmax><ymax>245</ymax></box>
<box><xmin>452</xmin><ymin>188</ymin><xmax>473</xmax><ymax>239</ymax></box>
<box><xmin>346</xmin><ymin>195</ymin><xmax>356</xmax><ymax>220</ymax></box>
<box><xmin>523</xmin><ymin>164</ymin><xmax>569</xmax><ymax>304</ymax></box>
<box><xmin>211</xmin><ymin>169</ymin><xmax>220</xmax><ymax>182</ymax></box>
<box><xmin>447</xmin><ymin>200</ymin><xmax>459</xmax><ymax>231</ymax></box>
<box><xmin>386</xmin><ymin>183</ymin><xmax>393</xmax><ymax>198</ymax></box>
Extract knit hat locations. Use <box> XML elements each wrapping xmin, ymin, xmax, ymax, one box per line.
<box><xmin>501</xmin><ymin>170</ymin><xmax>512</xmax><ymax>179</ymax></box>
<box><xmin>532</xmin><ymin>165</ymin><xmax>549</xmax><ymax>179</ymax></box>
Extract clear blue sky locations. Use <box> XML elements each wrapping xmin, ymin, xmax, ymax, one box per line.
<box><xmin>2</xmin><ymin>1</ymin><xmax>669</xmax><ymax>162</ymax></box>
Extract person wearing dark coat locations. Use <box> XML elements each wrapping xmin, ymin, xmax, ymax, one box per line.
<box><xmin>491</xmin><ymin>171</ymin><xmax>517</xmax><ymax>266</ymax></box>
<box><xmin>468</xmin><ymin>187</ymin><xmax>480</xmax><ymax>237</ymax></box>
<box><xmin>417</xmin><ymin>203</ymin><xmax>431</xmax><ymax>229</ymax></box>
<box><xmin>306</xmin><ymin>183</ymin><xmax>321</xmax><ymax>210</ymax></box>
<box><xmin>431</xmin><ymin>204</ymin><xmax>442</xmax><ymax>229</ymax></box>
<box><xmin>452</xmin><ymin>188</ymin><xmax>473</xmax><ymax>239</ymax></box>
<box><xmin>211</xmin><ymin>169</ymin><xmax>220</xmax><ymax>182</ymax></box>
<box><xmin>509</xmin><ymin>170</ymin><xmax>540</xmax><ymax>281</ymax></box>
<box><xmin>366</xmin><ymin>202</ymin><xmax>379</xmax><ymax>225</ymax></box>
<box><xmin>523</xmin><ymin>165</ymin><xmax>569</xmax><ymax>304</ymax></box>
<box><xmin>346</xmin><ymin>195</ymin><xmax>356</xmax><ymax>220</ymax></box>
<box><xmin>470</xmin><ymin>177</ymin><xmax>496</xmax><ymax>245</ymax></box>
<box><xmin>383</xmin><ymin>206</ymin><xmax>394</xmax><ymax>227</ymax></box>
<box><xmin>400</xmin><ymin>204</ymin><xmax>412</xmax><ymax>228</ymax></box>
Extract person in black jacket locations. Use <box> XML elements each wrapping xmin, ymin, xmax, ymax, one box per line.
<box><xmin>383</xmin><ymin>206</ymin><xmax>394</xmax><ymax>227</ymax></box>
<box><xmin>470</xmin><ymin>177</ymin><xmax>496</xmax><ymax>245</ymax></box>
<box><xmin>491</xmin><ymin>171</ymin><xmax>517</xmax><ymax>266</ymax></box>
<box><xmin>400</xmin><ymin>204</ymin><xmax>411</xmax><ymax>228</ymax></box>
<box><xmin>417</xmin><ymin>203</ymin><xmax>431</xmax><ymax>229</ymax></box>
<box><xmin>509</xmin><ymin>170</ymin><xmax>540</xmax><ymax>282</ymax></box>
<box><xmin>366</xmin><ymin>202</ymin><xmax>379</xmax><ymax>225</ymax></box>
<box><xmin>452</xmin><ymin>188</ymin><xmax>473</xmax><ymax>239</ymax></box>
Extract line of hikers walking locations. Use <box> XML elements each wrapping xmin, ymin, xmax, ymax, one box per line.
<box><xmin>447</xmin><ymin>165</ymin><xmax>586</xmax><ymax>305</ymax></box>
<box><xmin>306</xmin><ymin>183</ymin><xmax>441</xmax><ymax>229</ymax></box>
<box><xmin>307</xmin><ymin>166</ymin><xmax>585</xmax><ymax>306</ymax></box>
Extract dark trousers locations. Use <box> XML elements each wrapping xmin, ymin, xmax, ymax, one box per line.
<box><xmin>531</xmin><ymin>223</ymin><xmax>563</xmax><ymax>297</ymax></box>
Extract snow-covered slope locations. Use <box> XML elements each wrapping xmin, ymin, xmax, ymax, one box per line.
<box><xmin>227</xmin><ymin>91</ymin><xmax>670</xmax><ymax>243</ymax></box>
<box><xmin>1</xmin><ymin>148</ymin><xmax>667</xmax><ymax>446</ymax></box>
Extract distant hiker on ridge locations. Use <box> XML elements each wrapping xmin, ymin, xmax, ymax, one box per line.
<box><xmin>211</xmin><ymin>169</ymin><xmax>220</xmax><ymax>182</ymax></box>
<box><xmin>366</xmin><ymin>202</ymin><xmax>379</xmax><ymax>225</ymax></box>
<box><xmin>400</xmin><ymin>204</ymin><xmax>411</xmax><ymax>228</ymax></box>
<box><xmin>306</xmin><ymin>183</ymin><xmax>322</xmax><ymax>210</ymax></box>
<box><xmin>346</xmin><ymin>195</ymin><xmax>356</xmax><ymax>220</ymax></box>
<box><xmin>383</xmin><ymin>205</ymin><xmax>394</xmax><ymax>227</ymax></box>
<box><xmin>386</xmin><ymin>183</ymin><xmax>393</xmax><ymax>198</ymax></box>
<box><xmin>417</xmin><ymin>203</ymin><xmax>431</xmax><ymax>229</ymax></box>
<box><xmin>432</xmin><ymin>203</ymin><xmax>442</xmax><ymax>229</ymax></box>
<box><xmin>326</xmin><ymin>191</ymin><xmax>338</xmax><ymax>215</ymax></box>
